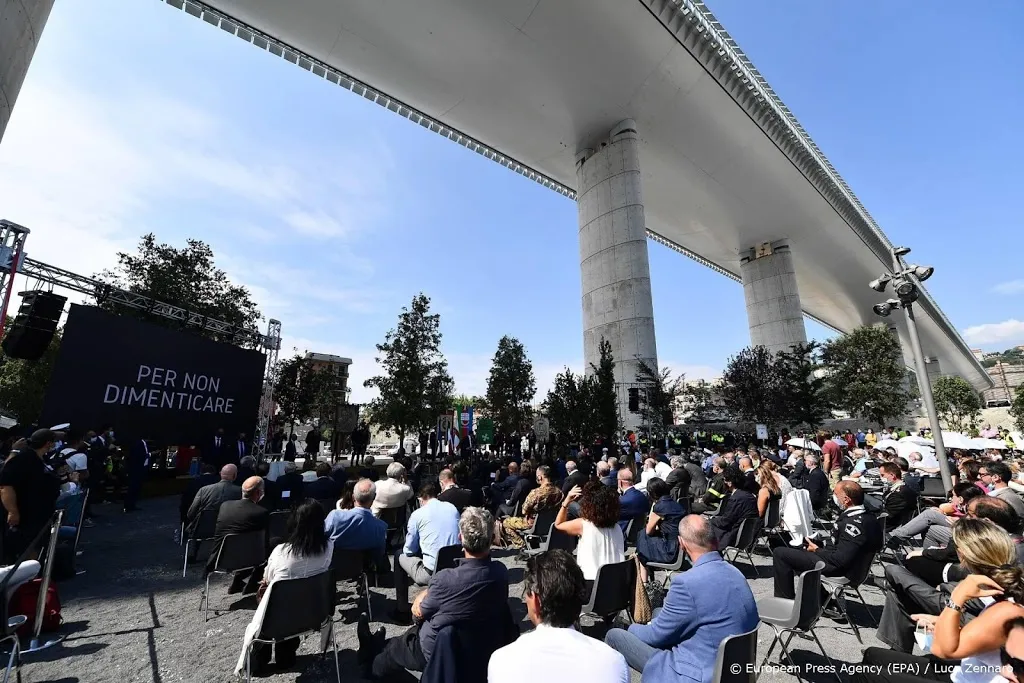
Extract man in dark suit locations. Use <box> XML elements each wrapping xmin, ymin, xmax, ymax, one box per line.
<box><xmin>709</xmin><ymin>470</ymin><xmax>759</xmax><ymax>549</ymax></box>
<box><xmin>437</xmin><ymin>468</ymin><xmax>473</xmax><ymax>512</ymax></box>
<box><xmin>181</xmin><ymin>462</ymin><xmax>220</xmax><ymax>524</ymax></box>
<box><xmin>875</xmin><ymin>462</ymin><xmax>917</xmax><ymax>528</ymax></box>
<box><xmin>791</xmin><ymin>453</ymin><xmax>830</xmax><ymax>510</ymax></box>
<box><xmin>205</xmin><ymin>476</ymin><xmax>270</xmax><ymax>593</ymax></box>
<box><xmin>186</xmin><ymin>464</ymin><xmax>241</xmax><ymax>530</ymax></box>
<box><xmin>616</xmin><ymin>469</ymin><xmax>649</xmax><ymax>533</ymax></box>
<box><xmin>275</xmin><ymin>461</ymin><xmax>304</xmax><ymax>509</ymax></box>
<box><xmin>123</xmin><ymin>438</ymin><xmax>151</xmax><ymax>513</ymax></box>
<box><xmin>254</xmin><ymin>462</ymin><xmax>281</xmax><ymax>510</ymax></box>
<box><xmin>560</xmin><ymin>460</ymin><xmax>588</xmax><ymax>496</ymax></box>
<box><xmin>305</xmin><ymin>462</ymin><xmax>341</xmax><ymax>502</ymax></box>
<box><xmin>664</xmin><ymin>455</ymin><xmax>692</xmax><ymax>504</ymax></box>
<box><xmin>232</xmin><ymin>432</ymin><xmax>248</xmax><ymax>467</ymax></box>
<box><xmin>597</xmin><ymin>461</ymin><xmax>617</xmax><ymax>488</ymax></box>
<box><xmin>209</xmin><ymin>428</ymin><xmax>228</xmax><ymax>468</ymax></box>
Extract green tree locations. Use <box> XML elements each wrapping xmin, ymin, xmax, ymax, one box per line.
<box><xmin>931</xmin><ymin>375</ymin><xmax>982</xmax><ymax>433</ymax></box>
<box><xmin>682</xmin><ymin>379</ymin><xmax>723</xmax><ymax>426</ymax></box>
<box><xmin>485</xmin><ymin>336</ymin><xmax>537</xmax><ymax>433</ymax></box>
<box><xmin>589</xmin><ymin>338</ymin><xmax>620</xmax><ymax>441</ymax></box>
<box><xmin>720</xmin><ymin>346</ymin><xmax>782</xmax><ymax>426</ymax></box>
<box><xmin>543</xmin><ymin>368</ymin><xmax>589</xmax><ymax>445</ymax></box>
<box><xmin>1011</xmin><ymin>384</ymin><xmax>1024</xmax><ymax>433</ymax></box>
<box><xmin>820</xmin><ymin>325</ymin><xmax>916</xmax><ymax>427</ymax></box>
<box><xmin>97</xmin><ymin>233</ymin><xmax>262</xmax><ymax>345</ymax></box>
<box><xmin>776</xmin><ymin>342</ymin><xmax>832</xmax><ymax>430</ymax></box>
<box><xmin>272</xmin><ymin>354</ymin><xmax>340</xmax><ymax>432</ymax></box>
<box><xmin>634</xmin><ymin>358</ymin><xmax>684</xmax><ymax>436</ymax></box>
<box><xmin>0</xmin><ymin>327</ymin><xmax>62</xmax><ymax>424</ymax></box>
<box><xmin>363</xmin><ymin>293</ymin><xmax>454</xmax><ymax>447</ymax></box>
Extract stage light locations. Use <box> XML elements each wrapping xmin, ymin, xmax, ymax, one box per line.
<box><xmin>893</xmin><ymin>246</ymin><xmax>911</xmax><ymax>257</ymax></box>
<box><xmin>894</xmin><ymin>279</ymin><xmax>919</xmax><ymax>303</ymax></box>
<box><xmin>911</xmin><ymin>265</ymin><xmax>934</xmax><ymax>282</ymax></box>
<box><xmin>873</xmin><ymin>302</ymin><xmax>893</xmax><ymax>317</ymax></box>
<box><xmin>869</xmin><ymin>274</ymin><xmax>891</xmax><ymax>292</ymax></box>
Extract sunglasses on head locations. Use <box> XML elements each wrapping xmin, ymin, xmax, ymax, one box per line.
<box><xmin>1001</xmin><ymin>647</ymin><xmax>1024</xmax><ymax>680</ymax></box>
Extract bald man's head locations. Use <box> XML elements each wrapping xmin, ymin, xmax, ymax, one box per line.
<box><xmin>221</xmin><ymin>464</ymin><xmax>238</xmax><ymax>482</ymax></box>
<box><xmin>679</xmin><ymin>514</ymin><xmax>715</xmax><ymax>558</ymax></box>
<box><xmin>834</xmin><ymin>480</ymin><xmax>863</xmax><ymax>509</ymax></box>
<box><xmin>241</xmin><ymin>476</ymin><xmax>264</xmax><ymax>501</ymax></box>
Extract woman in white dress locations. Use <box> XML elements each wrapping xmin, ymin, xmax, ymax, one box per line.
<box><xmin>234</xmin><ymin>499</ymin><xmax>334</xmax><ymax>678</ymax></box>
<box><xmin>858</xmin><ymin>517</ymin><xmax>1024</xmax><ymax>683</ymax></box>
<box><xmin>554</xmin><ymin>482</ymin><xmax>625</xmax><ymax>590</ymax></box>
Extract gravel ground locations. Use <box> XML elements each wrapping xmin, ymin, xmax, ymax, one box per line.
<box><xmin>18</xmin><ymin>496</ymin><xmax>891</xmax><ymax>683</ymax></box>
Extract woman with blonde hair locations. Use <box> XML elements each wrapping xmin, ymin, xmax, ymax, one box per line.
<box><xmin>859</xmin><ymin>517</ymin><xmax>1024</xmax><ymax>682</ymax></box>
<box><xmin>754</xmin><ymin>459</ymin><xmax>790</xmax><ymax>518</ymax></box>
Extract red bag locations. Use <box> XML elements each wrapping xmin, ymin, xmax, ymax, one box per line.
<box><xmin>9</xmin><ymin>578</ymin><xmax>62</xmax><ymax>636</ymax></box>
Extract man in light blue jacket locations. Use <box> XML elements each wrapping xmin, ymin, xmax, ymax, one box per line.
<box><xmin>605</xmin><ymin>514</ymin><xmax>758</xmax><ymax>683</ymax></box>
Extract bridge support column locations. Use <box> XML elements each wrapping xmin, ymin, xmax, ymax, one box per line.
<box><xmin>576</xmin><ymin>119</ymin><xmax>657</xmax><ymax>430</ymax></box>
<box><xmin>740</xmin><ymin>240</ymin><xmax>807</xmax><ymax>354</ymax></box>
<box><xmin>925</xmin><ymin>357</ymin><xmax>942</xmax><ymax>384</ymax></box>
<box><xmin>1</xmin><ymin>0</ymin><xmax>54</xmax><ymax>144</ymax></box>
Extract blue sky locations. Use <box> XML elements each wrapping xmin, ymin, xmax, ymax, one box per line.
<box><xmin>0</xmin><ymin>0</ymin><xmax>1021</xmax><ymax>402</ymax></box>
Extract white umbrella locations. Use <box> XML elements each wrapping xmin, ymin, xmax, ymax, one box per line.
<box><xmin>873</xmin><ymin>439</ymin><xmax>901</xmax><ymax>452</ymax></box>
<box><xmin>785</xmin><ymin>438</ymin><xmax>821</xmax><ymax>452</ymax></box>
<box><xmin>941</xmin><ymin>432</ymin><xmax>975</xmax><ymax>450</ymax></box>
<box><xmin>973</xmin><ymin>438</ymin><xmax>1007</xmax><ymax>450</ymax></box>
<box><xmin>49</xmin><ymin>423</ymin><xmax>71</xmax><ymax>431</ymax></box>
<box><xmin>899</xmin><ymin>435</ymin><xmax>934</xmax><ymax>446</ymax></box>
<box><xmin>896</xmin><ymin>442</ymin><xmax>935</xmax><ymax>460</ymax></box>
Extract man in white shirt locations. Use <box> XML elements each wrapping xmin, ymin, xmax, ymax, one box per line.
<box><xmin>372</xmin><ymin>463</ymin><xmax>414</xmax><ymax>517</ymax></box>
<box><xmin>488</xmin><ymin>549</ymin><xmax>627</xmax><ymax>683</ymax></box>
<box><xmin>59</xmin><ymin>429</ymin><xmax>94</xmax><ymax>526</ymax></box>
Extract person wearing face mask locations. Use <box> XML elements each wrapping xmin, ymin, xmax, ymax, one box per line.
<box><xmin>874</xmin><ymin>462</ymin><xmax>918</xmax><ymax>528</ymax></box>
<box><xmin>772</xmin><ymin>481</ymin><xmax>883</xmax><ymax>599</ymax></box>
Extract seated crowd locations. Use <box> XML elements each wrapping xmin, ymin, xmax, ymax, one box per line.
<box><xmin>172</xmin><ymin>429</ymin><xmax>1024</xmax><ymax>683</ymax></box>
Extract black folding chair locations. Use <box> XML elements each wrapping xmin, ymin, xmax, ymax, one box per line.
<box><xmin>722</xmin><ymin>517</ymin><xmax>760</xmax><ymax>568</ymax></box>
<box><xmin>202</xmin><ymin>532</ymin><xmax>268</xmax><ymax>621</ymax></box>
<box><xmin>917</xmin><ymin>477</ymin><xmax>947</xmax><ymax>513</ymax></box>
<box><xmin>756</xmin><ymin>497</ymin><xmax>784</xmax><ymax>551</ymax></box>
<box><xmin>434</xmin><ymin>544</ymin><xmax>463</xmax><ymax>573</ymax></box>
<box><xmin>378</xmin><ymin>506</ymin><xmax>408</xmax><ymax>550</ymax></box>
<box><xmin>330</xmin><ymin>547</ymin><xmax>373</xmax><ymax>620</ymax></box>
<box><xmin>580</xmin><ymin>559</ymin><xmax>636</xmax><ymax>624</ymax></box>
<box><xmin>625</xmin><ymin>515</ymin><xmax>647</xmax><ymax>547</ymax></box>
<box><xmin>268</xmin><ymin>511</ymin><xmax>289</xmax><ymax>541</ymax></box>
<box><xmin>243</xmin><ymin>571</ymin><xmax>339</xmax><ymax>683</ymax></box>
<box><xmin>713</xmin><ymin>627</ymin><xmax>759</xmax><ymax>683</ymax></box>
<box><xmin>820</xmin><ymin>550</ymin><xmax>878</xmax><ymax>643</ymax></box>
<box><xmin>183</xmin><ymin>507</ymin><xmax>220</xmax><ymax>577</ymax></box>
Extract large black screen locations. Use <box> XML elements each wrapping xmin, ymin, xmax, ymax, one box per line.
<box><xmin>39</xmin><ymin>305</ymin><xmax>266</xmax><ymax>448</ymax></box>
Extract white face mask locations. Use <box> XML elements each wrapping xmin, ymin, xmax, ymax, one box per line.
<box><xmin>832</xmin><ymin>494</ymin><xmax>842</xmax><ymax>508</ymax></box>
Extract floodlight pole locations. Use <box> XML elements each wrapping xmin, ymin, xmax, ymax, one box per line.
<box><xmin>891</xmin><ymin>249</ymin><xmax>953</xmax><ymax>492</ymax></box>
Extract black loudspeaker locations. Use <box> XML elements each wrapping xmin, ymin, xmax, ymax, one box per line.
<box><xmin>2</xmin><ymin>290</ymin><xmax>67</xmax><ymax>360</ymax></box>
<box><xmin>628</xmin><ymin>388</ymin><xmax>640</xmax><ymax>413</ymax></box>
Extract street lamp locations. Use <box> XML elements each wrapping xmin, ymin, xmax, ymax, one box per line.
<box><xmin>869</xmin><ymin>246</ymin><xmax>952</xmax><ymax>492</ymax></box>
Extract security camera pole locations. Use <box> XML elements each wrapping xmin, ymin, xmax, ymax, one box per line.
<box><xmin>870</xmin><ymin>246</ymin><xmax>952</xmax><ymax>492</ymax></box>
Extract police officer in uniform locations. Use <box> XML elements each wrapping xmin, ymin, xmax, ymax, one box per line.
<box><xmin>772</xmin><ymin>480</ymin><xmax>882</xmax><ymax>599</ymax></box>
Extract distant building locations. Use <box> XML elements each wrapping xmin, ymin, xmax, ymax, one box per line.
<box><xmin>304</xmin><ymin>352</ymin><xmax>353</xmax><ymax>422</ymax></box>
<box><xmin>983</xmin><ymin>362</ymin><xmax>1024</xmax><ymax>407</ymax></box>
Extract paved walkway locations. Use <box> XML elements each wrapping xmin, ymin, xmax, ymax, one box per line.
<box><xmin>19</xmin><ymin>497</ymin><xmax>888</xmax><ymax>682</ymax></box>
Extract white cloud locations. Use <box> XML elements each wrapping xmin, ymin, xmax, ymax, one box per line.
<box><xmin>962</xmin><ymin>319</ymin><xmax>1024</xmax><ymax>347</ymax></box>
<box><xmin>993</xmin><ymin>280</ymin><xmax>1024</xmax><ymax>295</ymax></box>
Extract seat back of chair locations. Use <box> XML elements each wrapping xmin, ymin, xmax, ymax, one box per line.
<box><xmin>920</xmin><ymin>476</ymin><xmax>946</xmax><ymax>498</ymax></box>
<box><xmin>268</xmin><ymin>511</ymin><xmax>289</xmax><ymax>539</ymax></box>
<box><xmin>589</xmin><ymin>558</ymin><xmax>635</xmax><ymax>617</ymax></box>
<box><xmin>214</xmin><ymin>531</ymin><xmax>267</xmax><ymax>572</ymax></box>
<box><xmin>330</xmin><ymin>546</ymin><xmax>368</xmax><ymax>582</ymax></box>
<box><xmin>847</xmin><ymin>547</ymin><xmax>878</xmax><ymax>589</ymax></box>
<box><xmin>546</xmin><ymin>528</ymin><xmax>578</xmax><ymax>552</ymax></box>
<box><xmin>625</xmin><ymin>515</ymin><xmax>646</xmax><ymax>546</ymax></box>
<box><xmin>530</xmin><ymin>508</ymin><xmax>559</xmax><ymax>539</ymax></box>
<box><xmin>434</xmin><ymin>544</ymin><xmax>463</xmax><ymax>573</ymax></box>
<box><xmin>194</xmin><ymin>506</ymin><xmax>221</xmax><ymax>539</ymax></box>
<box><xmin>793</xmin><ymin>561</ymin><xmax>825</xmax><ymax>631</ymax></box>
<box><xmin>256</xmin><ymin>571</ymin><xmax>333</xmax><ymax>642</ymax></box>
<box><xmin>764</xmin><ymin>496</ymin><xmax>781</xmax><ymax>529</ymax></box>
<box><xmin>712</xmin><ymin>627</ymin><xmax>758</xmax><ymax>683</ymax></box>
<box><xmin>731</xmin><ymin>517</ymin><xmax>760</xmax><ymax>551</ymax></box>
<box><xmin>378</xmin><ymin>505</ymin><xmax>408</xmax><ymax>531</ymax></box>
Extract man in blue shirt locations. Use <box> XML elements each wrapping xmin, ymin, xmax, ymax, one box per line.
<box><xmin>392</xmin><ymin>482</ymin><xmax>460</xmax><ymax>624</ymax></box>
<box><xmin>605</xmin><ymin>514</ymin><xmax>758</xmax><ymax>683</ymax></box>
<box><xmin>323</xmin><ymin>478</ymin><xmax>387</xmax><ymax>569</ymax></box>
<box><xmin>616</xmin><ymin>469</ymin><xmax>649</xmax><ymax>534</ymax></box>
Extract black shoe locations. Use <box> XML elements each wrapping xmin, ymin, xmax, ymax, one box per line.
<box><xmin>389</xmin><ymin>609</ymin><xmax>413</xmax><ymax>626</ymax></box>
<box><xmin>357</xmin><ymin>613</ymin><xmax>374</xmax><ymax>665</ymax></box>
<box><xmin>821</xmin><ymin>607</ymin><xmax>847</xmax><ymax>622</ymax></box>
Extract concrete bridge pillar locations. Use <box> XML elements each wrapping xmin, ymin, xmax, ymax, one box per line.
<box><xmin>1</xmin><ymin>0</ymin><xmax>54</xmax><ymax>144</ymax></box>
<box><xmin>925</xmin><ymin>357</ymin><xmax>942</xmax><ymax>384</ymax></box>
<box><xmin>576</xmin><ymin>119</ymin><xmax>658</xmax><ymax>430</ymax></box>
<box><xmin>739</xmin><ymin>240</ymin><xmax>807</xmax><ymax>354</ymax></box>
